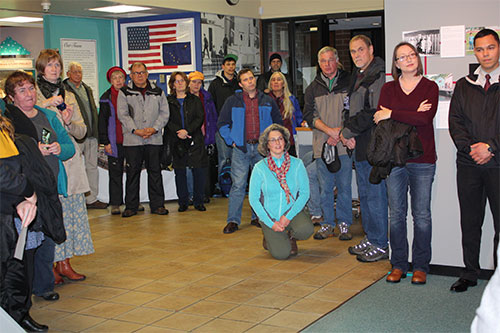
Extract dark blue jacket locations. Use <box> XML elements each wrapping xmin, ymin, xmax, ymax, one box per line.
<box><xmin>217</xmin><ymin>90</ymin><xmax>282</xmax><ymax>152</ymax></box>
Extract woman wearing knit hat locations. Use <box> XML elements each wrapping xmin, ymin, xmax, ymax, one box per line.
<box><xmin>98</xmin><ymin>67</ymin><xmax>144</xmax><ymax>215</ymax></box>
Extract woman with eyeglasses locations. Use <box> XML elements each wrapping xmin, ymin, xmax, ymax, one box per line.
<box><xmin>166</xmin><ymin>72</ymin><xmax>208</xmax><ymax>212</ymax></box>
<box><xmin>373</xmin><ymin>42</ymin><xmax>439</xmax><ymax>285</ymax></box>
<box><xmin>249</xmin><ymin>124</ymin><xmax>313</xmax><ymax>260</ymax></box>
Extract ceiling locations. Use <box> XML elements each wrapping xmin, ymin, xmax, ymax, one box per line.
<box><xmin>0</xmin><ymin>0</ymin><xmax>187</xmax><ymax>27</ymax></box>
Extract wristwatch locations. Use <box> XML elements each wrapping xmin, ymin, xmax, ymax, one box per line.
<box><xmin>486</xmin><ymin>143</ymin><xmax>493</xmax><ymax>153</ymax></box>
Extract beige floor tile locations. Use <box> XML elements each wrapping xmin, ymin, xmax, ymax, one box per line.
<box><xmin>324</xmin><ymin>277</ymin><xmax>376</xmax><ymax>291</ymax></box>
<box><xmin>135</xmin><ymin>326</ymin><xmax>185</xmax><ymax>333</ymax></box>
<box><xmin>73</xmin><ymin>285</ymin><xmax>129</xmax><ymax>301</ymax></box>
<box><xmin>285</xmin><ymin>298</ymin><xmax>341</xmax><ymax>314</ymax></box>
<box><xmin>192</xmin><ymin>318</ymin><xmax>254</xmax><ymax>333</ymax></box>
<box><xmin>29</xmin><ymin>308</ymin><xmax>71</xmax><ymax>324</ymax></box>
<box><xmin>144</xmin><ymin>295</ymin><xmax>199</xmax><ymax>311</ymax></box>
<box><xmin>44</xmin><ymin>297</ymin><xmax>99</xmax><ymax>313</ymax></box>
<box><xmin>220</xmin><ymin>304</ymin><xmax>279</xmax><ymax>323</ymax></box>
<box><xmin>49</xmin><ymin>313</ymin><xmax>106</xmax><ymax>332</ymax></box>
<box><xmin>262</xmin><ymin>310</ymin><xmax>322</xmax><ymax>330</ymax></box>
<box><xmin>196</xmin><ymin>274</ymin><xmax>243</xmax><ymax>288</ymax></box>
<box><xmin>78</xmin><ymin>301</ymin><xmax>136</xmax><ymax>318</ymax></box>
<box><xmin>135</xmin><ymin>281</ymin><xmax>182</xmax><ymax>294</ymax></box>
<box><xmin>245</xmin><ymin>324</ymin><xmax>298</xmax><ymax>333</ymax></box>
<box><xmin>109</xmin><ymin>291</ymin><xmax>162</xmax><ymax>306</ymax></box>
<box><xmin>206</xmin><ymin>288</ymin><xmax>260</xmax><ymax>303</ymax></box>
<box><xmin>82</xmin><ymin>319</ymin><xmax>145</xmax><ymax>332</ymax></box>
<box><xmin>115</xmin><ymin>307</ymin><xmax>173</xmax><ymax>324</ymax></box>
<box><xmin>154</xmin><ymin>312</ymin><xmax>212</xmax><ymax>331</ymax></box>
<box><xmin>253</xmin><ymin>270</ymin><xmax>296</xmax><ymax>283</ymax></box>
<box><xmin>307</xmin><ymin>286</ymin><xmax>361</xmax><ymax>302</ymax></box>
<box><xmin>286</xmin><ymin>272</ymin><xmax>336</xmax><ymax>287</ymax></box>
<box><xmin>181</xmin><ymin>300</ymin><xmax>238</xmax><ymax>317</ymax></box>
<box><xmin>271</xmin><ymin>260</ymin><xmax>318</xmax><ymax>274</ymax></box>
<box><xmin>245</xmin><ymin>293</ymin><xmax>299</xmax><ymax>309</ymax></box>
<box><xmin>230</xmin><ymin>278</ymin><xmax>277</xmax><ymax>293</ymax></box>
<box><xmin>269</xmin><ymin>283</ymin><xmax>319</xmax><ymax>298</ymax></box>
<box><xmin>169</xmin><ymin>285</ymin><xmax>221</xmax><ymax>299</ymax></box>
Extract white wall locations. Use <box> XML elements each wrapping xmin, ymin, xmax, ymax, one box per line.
<box><xmin>385</xmin><ymin>0</ymin><xmax>500</xmax><ymax>270</ymax></box>
<box><xmin>0</xmin><ymin>26</ymin><xmax>44</xmax><ymax>59</ymax></box>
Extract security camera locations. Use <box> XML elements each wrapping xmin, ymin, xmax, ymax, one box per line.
<box><xmin>41</xmin><ymin>1</ymin><xmax>51</xmax><ymax>12</ymax></box>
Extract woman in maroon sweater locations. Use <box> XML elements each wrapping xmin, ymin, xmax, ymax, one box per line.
<box><xmin>373</xmin><ymin>42</ymin><xmax>439</xmax><ymax>285</ymax></box>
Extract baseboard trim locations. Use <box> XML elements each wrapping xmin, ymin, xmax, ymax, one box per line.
<box><xmin>428</xmin><ymin>264</ymin><xmax>494</xmax><ymax>280</ymax></box>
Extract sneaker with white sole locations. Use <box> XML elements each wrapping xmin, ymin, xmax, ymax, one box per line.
<box><xmin>348</xmin><ymin>236</ymin><xmax>371</xmax><ymax>255</ymax></box>
<box><xmin>356</xmin><ymin>245</ymin><xmax>389</xmax><ymax>262</ymax></box>
<box><xmin>338</xmin><ymin>222</ymin><xmax>352</xmax><ymax>241</ymax></box>
<box><xmin>313</xmin><ymin>224</ymin><xmax>336</xmax><ymax>240</ymax></box>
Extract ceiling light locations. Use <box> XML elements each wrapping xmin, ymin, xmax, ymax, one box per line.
<box><xmin>0</xmin><ymin>16</ymin><xmax>43</xmax><ymax>23</ymax></box>
<box><xmin>89</xmin><ymin>5</ymin><xmax>151</xmax><ymax>13</ymax></box>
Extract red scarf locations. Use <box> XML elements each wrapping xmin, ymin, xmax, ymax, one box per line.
<box><xmin>267</xmin><ymin>152</ymin><xmax>293</xmax><ymax>203</ymax></box>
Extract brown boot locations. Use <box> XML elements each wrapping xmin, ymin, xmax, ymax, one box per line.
<box><xmin>53</xmin><ymin>266</ymin><xmax>64</xmax><ymax>285</ymax></box>
<box><xmin>289</xmin><ymin>232</ymin><xmax>298</xmax><ymax>256</ymax></box>
<box><xmin>56</xmin><ymin>258</ymin><xmax>86</xmax><ymax>281</ymax></box>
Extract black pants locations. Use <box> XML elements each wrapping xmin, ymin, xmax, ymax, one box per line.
<box><xmin>124</xmin><ymin>145</ymin><xmax>164</xmax><ymax>211</ymax></box>
<box><xmin>108</xmin><ymin>144</ymin><xmax>125</xmax><ymax>206</ymax></box>
<box><xmin>0</xmin><ymin>213</ymin><xmax>34</xmax><ymax>323</ymax></box>
<box><xmin>175</xmin><ymin>167</ymin><xmax>206</xmax><ymax>206</ymax></box>
<box><xmin>457</xmin><ymin>164</ymin><xmax>500</xmax><ymax>281</ymax></box>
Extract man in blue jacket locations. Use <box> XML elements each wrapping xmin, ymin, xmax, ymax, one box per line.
<box><xmin>217</xmin><ymin>69</ymin><xmax>282</xmax><ymax>234</ymax></box>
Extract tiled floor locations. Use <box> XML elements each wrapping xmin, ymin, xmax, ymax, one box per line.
<box><xmin>30</xmin><ymin>198</ymin><xmax>390</xmax><ymax>332</ymax></box>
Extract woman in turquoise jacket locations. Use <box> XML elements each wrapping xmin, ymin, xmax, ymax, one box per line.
<box><xmin>249</xmin><ymin>124</ymin><xmax>313</xmax><ymax>259</ymax></box>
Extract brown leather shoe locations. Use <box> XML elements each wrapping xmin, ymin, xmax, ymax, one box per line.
<box><xmin>223</xmin><ymin>222</ymin><xmax>239</xmax><ymax>234</ymax></box>
<box><xmin>86</xmin><ymin>200</ymin><xmax>108</xmax><ymax>209</ymax></box>
<box><xmin>386</xmin><ymin>268</ymin><xmax>406</xmax><ymax>283</ymax></box>
<box><xmin>56</xmin><ymin>259</ymin><xmax>86</xmax><ymax>281</ymax></box>
<box><xmin>250</xmin><ymin>218</ymin><xmax>261</xmax><ymax>228</ymax></box>
<box><xmin>53</xmin><ymin>266</ymin><xmax>64</xmax><ymax>285</ymax></box>
<box><xmin>411</xmin><ymin>270</ymin><xmax>427</xmax><ymax>285</ymax></box>
<box><xmin>152</xmin><ymin>207</ymin><xmax>169</xmax><ymax>215</ymax></box>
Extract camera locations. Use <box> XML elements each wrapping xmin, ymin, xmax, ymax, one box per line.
<box><xmin>56</xmin><ymin>102</ymin><xmax>67</xmax><ymax>111</ymax></box>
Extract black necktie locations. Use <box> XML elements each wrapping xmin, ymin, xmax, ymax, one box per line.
<box><xmin>484</xmin><ymin>74</ymin><xmax>491</xmax><ymax>91</ymax></box>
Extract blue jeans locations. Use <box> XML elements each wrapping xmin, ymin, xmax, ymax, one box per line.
<box><xmin>216</xmin><ymin>131</ymin><xmax>233</xmax><ymax>175</ymax></box>
<box><xmin>317</xmin><ymin>154</ymin><xmax>352</xmax><ymax>227</ymax></box>
<box><xmin>386</xmin><ymin>163</ymin><xmax>436</xmax><ymax>273</ymax></box>
<box><xmin>33</xmin><ymin>237</ymin><xmax>55</xmax><ymax>296</ymax></box>
<box><xmin>227</xmin><ymin>144</ymin><xmax>263</xmax><ymax>224</ymax></box>
<box><xmin>355</xmin><ymin>160</ymin><xmax>389</xmax><ymax>248</ymax></box>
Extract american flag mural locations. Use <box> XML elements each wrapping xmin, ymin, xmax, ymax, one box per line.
<box><xmin>120</xmin><ymin>17</ymin><xmax>195</xmax><ymax>73</ymax></box>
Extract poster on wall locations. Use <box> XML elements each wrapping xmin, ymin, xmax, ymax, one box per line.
<box><xmin>425</xmin><ymin>73</ymin><xmax>454</xmax><ymax>129</ymax></box>
<box><xmin>201</xmin><ymin>13</ymin><xmax>260</xmax><ymax>85</ymax></box>
<box><xmin>119</xmin><ymin>17</ymin><xmax>196</xmax><ymax>74</ymax></box>
<box><xmin>60</xmin><ymin>38</ymin><xmax>99</xmax><ymax>105</ymax></box>
<box><xmin>402</xmin><ymin>29</ymin><xmax>441</xmax><ymax>56</ymax></box>
<box><xmin>466</xmin><ymin>26</ymin><xmax>500</xmax><ymax>55</ymax></box>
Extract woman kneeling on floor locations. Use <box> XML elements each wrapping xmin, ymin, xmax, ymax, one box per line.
<box><xmin>249</xmin><ymin>124</ymin><xmax>313</xmax><ymax>259</ymax></box>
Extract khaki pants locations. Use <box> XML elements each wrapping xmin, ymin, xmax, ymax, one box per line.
<box><xmin>78</xmin><ymin>137</ymin><xmax>99</xmax><ymax>204</ymax></box>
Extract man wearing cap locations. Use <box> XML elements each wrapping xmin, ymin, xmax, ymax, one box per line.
<box><xmin>188</xmin><ymin>71</ymin><xmax>218</xmax><ymax>197</ymax></box>
<box><xmin>208</xmin><ymin>54</ymin><xmax>240</xmax><ymax>183</ymax></box>
<box><xmin>117</xmin><ymin>62</ymin><xmax>170</xmax><ymax>218</ymax></box>
<box><xmin>217</xmin><ymin>68</ymin><xmax>283</xmax><ymax>234</ymax></box>
<box><xmin>63</xmin><ymin>61</ymin><xmax>107</xmax><ymax>209</ymax></box>
<box><xmin>257</xmin><ymin>53</ymin><xmax>292</xmax><ymax>94</ymax></box>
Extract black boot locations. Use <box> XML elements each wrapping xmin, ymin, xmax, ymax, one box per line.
<box><xmin>20</xmin><ymin>313</ymin><xmax>48</xmax><ymax>332</ymax></box>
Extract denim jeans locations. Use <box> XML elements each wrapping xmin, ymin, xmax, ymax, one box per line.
<box><xmin>300</xmin><ymin>151</ymin><xmax>321</xmax><ymax>217</ymax></box>
<box><xmin>227</xmin><ymin>144</ymin><xmax>263</xmax><ymax>224</ymax></box>
<box><xmin>216</xmin><ymin>131</ymin><xmax>233</xmax><ymax>175</ymax></box>
<box><xmin>355</xmin><ymin>160</ymin><xmax>389</xmax><ymax>248</ymax></box>
<box><xmin>386</xmin><ymin>163</ymin><xmax>436</xmax><ymax>273</ymax></box>
<box><xmin>33</xmin><ymin>237</ymin><xmax>55</xmax><ymax>296</ymax></box>
<box><xmin>317</xmin><ymin>154</ymin><xmax>352</xmax><ymax>227</ymax></box>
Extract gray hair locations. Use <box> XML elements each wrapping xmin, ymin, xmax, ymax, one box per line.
<box><xmin>258</xmin><ymin>123</ymin><xmax>291</xmax><ymax>156</ymax></box>
<box><xmin>317</xmin><ymin>46</ymin><xmax>339</xmax><ymax>62</ymax></box>
<box><xmin>67</xmin><ymin>61</ymin><xmax>82</xmax><ymax>72</ymax></box>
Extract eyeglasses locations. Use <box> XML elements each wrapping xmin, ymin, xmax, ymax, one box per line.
<box><xmin>131</xmin><ymin>71</ymin><xmax>147</xmax><ymax>75</ymax></box>
<box><xmin>396</xmin><ymin>53</ymin><xmax>417</xmax><ymax>62</ymax></box>
<box><xmin>269</xmin><ymin>136</ymin><xmax>284</xmax><ymax>144</ymax></box>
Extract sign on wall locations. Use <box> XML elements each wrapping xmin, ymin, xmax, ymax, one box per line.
<box><xmin>60</xmin><ymin>38</ymin><xmax>99</xmax><ymax>106</ymax></box>
<box><xmin>119</xmin><ymin>17</ymin><xmax>196</xmax><ymax>74</ymax></box>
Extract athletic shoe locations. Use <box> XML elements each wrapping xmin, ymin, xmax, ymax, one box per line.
<box><xmin>356</xmin><ymin>245</ymin><xmax>389</xmax><ymax>262</ymax></box>
<box><xmin>338</xmin><ymin>222</ymin><xmax>353</xmax><ymax>240</ymax></box>
<box><xmin>313</xmin><ymin>224</ymin><xmax>336</xmax><ymax>240</ymax></box>
<box><xmin>348</xmin><ymin>236</ymin><xmax>371</xmax><ymax>255</ymax></box>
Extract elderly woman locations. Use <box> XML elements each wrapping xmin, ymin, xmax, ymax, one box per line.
<box><xmin>267</xmin><ymin>71</ymin><xmax>303</xmax><ymax>157</ymax></box>
<box><xmin>374</xmin><ymin>42</ymin><xmax>438</xmax><ymax>285</ymax></box>
<box><xmin>166</xmin><ymin>71</ymin><xmax>208</xmax><ymax>212</ymax></box>
<box><xmin>4</xmin><ymin>71</ymin><xmax>77</xmax><ymax>303</ymax></box>
<box><xmin>249</xmin><ymin>124</ymin><xmax>313</xmax><ymax>259</ymax></box>
<box><xmin>34</xmin><ymin>50</ymin><xmax>95</xmax><ymax>285</ymax></box>
<box><xmin>98</xmin><ymin>66</ymin><xmax>144</xmax><ymax>215</ymax></box>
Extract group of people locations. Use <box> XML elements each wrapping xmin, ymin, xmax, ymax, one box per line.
<box><xmin>1</xmin><ymin>27</ymin><xmax>499</xmax><ymax>331</ymax></box>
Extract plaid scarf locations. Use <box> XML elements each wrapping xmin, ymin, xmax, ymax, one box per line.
<box><xmin>267</xmin><ymin>152</ymin><xmax>293</xmax><ymax>203</ymax></box>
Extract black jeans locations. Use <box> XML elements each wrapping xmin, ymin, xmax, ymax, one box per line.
<box><xmin>175</xmin><ymin>167</ymin><xmax>206</xmax><ymax>206</ymax></box>
<box><xmin>457</xmin><ymin>164</ymin><xmax>500</xmax><ymax>281</ymax></box>
<box><xmin>124</xmin><ymin>145</ymin><xmax>165</xmax><ymax>211</ymax></box>
<box><xmin>107</xmin><ymin>144</ymin><xmax>125</xmax><ymax>206</ymax></box>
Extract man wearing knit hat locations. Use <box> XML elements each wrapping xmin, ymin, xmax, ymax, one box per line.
<box><xmin>257</xmin><ymin>53</ymin><xmax>292</xmax><ymax>94</ymax></box>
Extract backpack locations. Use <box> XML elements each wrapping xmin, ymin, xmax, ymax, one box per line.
<box><xmin>218</xmin><ymin>158</ymin><xmax>232</xmax><ymax>197</ymax></box>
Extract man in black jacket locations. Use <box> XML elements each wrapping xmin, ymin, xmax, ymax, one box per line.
<box><xmin>256</xmin><ymin>53</ymin><xmax>292</xmax><ymax>94</ymax></box>
<box><xmin>341</xmin><ymin>35</ymin><xmax>389</xmax><ymax>263</ymax></box>
<box><xmin>449</xmin><ymin>28</ymin><xmax>500</xmax><ymax>292</ymax></box>
<box><xmin>63</xmin><ymin>62</ymin><xmax>107</xmax><ymax>209</ymax></box>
